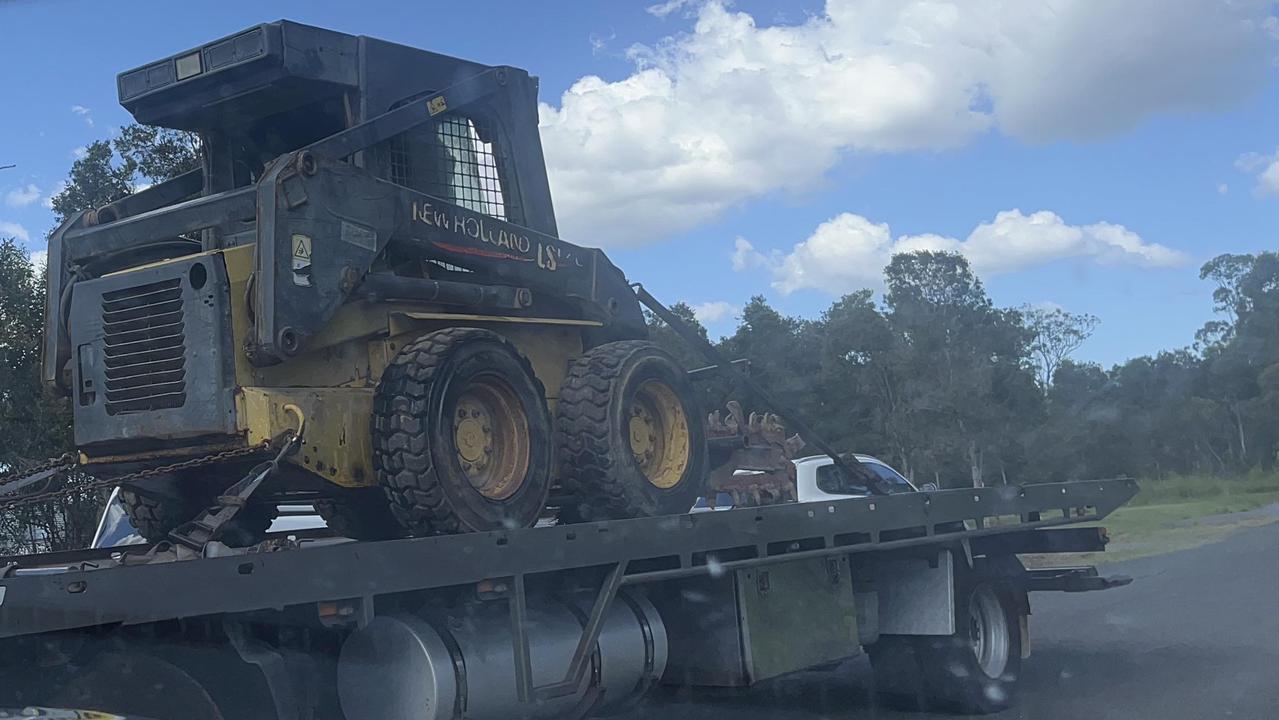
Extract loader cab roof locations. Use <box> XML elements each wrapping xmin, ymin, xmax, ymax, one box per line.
<box><xmin>117</xmin><ymin>20</ymin><xmax>492</xmax><ymax>133</ymax></box>
<box><xmin>114</xmin><ymin>20</ymin><xmax>558</xmax><ymax>235</ymax></box>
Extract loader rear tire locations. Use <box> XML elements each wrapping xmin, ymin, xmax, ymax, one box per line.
<box><xmin>372</xmin><ymin>327</ymin><xmax>553</xmax><ymax>536</ymax></box>
<box><xmin>120</xmin><ymin>487</ymin><xmax>203</xmax><ymax>544</ymax></box>
<box><xmin>314</xmin><ymin>487</ymin><xmax>405</xmax><ymax>541</ymax></box>
<box><xmin>555</xmin><ymin>341</ymin><xmax>707</xmax><ymax>522</ymax></box>
<box><xmin>119</xmin><ymin>474</ymin><xmax>276</xmax><ymax>547</ymax></box>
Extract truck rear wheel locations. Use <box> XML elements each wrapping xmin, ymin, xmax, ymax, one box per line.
<box><xmin>555</xmin><ymin>341</ymin><xmax>707</xmax><ymax>522</ymax></box>
<box><xmin>868</xmin><ymin>567</ymin><xmax>1021</xmax><ymax>714</ymax></box>
<box><xmin>314</xmin><ymin>487</ymin><xmax>405</xmax><ymax>540</ymax></box>
<box><xmin>914</xmin><ymin>578</ymin><xmax>1021</xmax><ymax>714</ymax></box>
<box><xmin>373</xmin><ymin>327</ymin><xmax>553</xmax><ymax>535</ymax></box>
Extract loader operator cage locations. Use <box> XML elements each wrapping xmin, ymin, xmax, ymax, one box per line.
<box><xmin>117</xmin><ymin>21</ymin><xmax>532</xmax><ymax>229</ymax></box>
<box><xmin>43</xmin><ymin>20</ymin><xmax>564</xmax><ymax>394</ymax></box>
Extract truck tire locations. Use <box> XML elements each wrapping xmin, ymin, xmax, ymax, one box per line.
<box><xmin>555</xmin><ymin>341</ymin><xmax>707</xmax><ymax>522</ymax></box>
<box><xmin>314</xmin><ymin>487</ymin><xmax>405</xmax><ymax>540</ymax></box>
<box><xmin>868</xmin><ymin>558</ymin><xmax>1022</xmax><ymax>715</ymax></box>
<box><xmin>120</xmin><ymin>477</ymin><xmax>276</xmax><ymax>547</ymax></box>
<box><xmin>373</xmin><ymin>327</ymin><xmax>553</xmax><ymax>535</ymax></box>
<box><xmin>866</xmin><ymin>636</ymin><xmax>928</xmax><ymax>710</ymax></box>
<box><xmin>913</xmin><ymin>576</ymin><xmax>1021</xmax><ymax>714</ymax></box>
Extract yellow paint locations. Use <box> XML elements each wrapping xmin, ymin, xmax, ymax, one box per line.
<box><xmin>380</xmin><ymin>318</ymin><xmax>583</xmax><ymax>409</ymax></box>
<box><xmin>221</xmin><ymin>244</ymin><xmax>258</xmax><ymax>387</ymax></box>
<box><xmin>254</xmin><ymin>338</ymin><xmax>372</xmax><ymax>388</ymax></box>
<box><xmin>240</xmin><ymin>387</ymin><xmax>376</xmax><ymax>487</ymax></box>
<box><xmin>631</xmin><ymin>379</ymin><xmax>691</xmax><ymax>489</ymax></box>
<box><xmin>79</xmin><ymin>439</ymin><xmax>247</xmax><ymax>466</ymax></box>
<box><xmin>393</xmin><ymin>311</ymin><xmax>602</xmax><ymax>327</ymax></box>
<box><xmin>152</xmin><ymin>251</ymin><xmax>594</xmax><ymax>490</ymax></box>
<box><xmin>100</xmin><ymin>247</ymin><xmax>220</xmax><ymax>277</ymax></box>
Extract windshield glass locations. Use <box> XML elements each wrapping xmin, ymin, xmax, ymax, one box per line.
<box><xmin>90</xmin><ymin>491</ymin><xmax>147</xmax><ymax>549</ymax></box>
<box><xmin>816</xmin><ymin>460</ymin><xmax>915</xmax><ymax>496</ymax></box>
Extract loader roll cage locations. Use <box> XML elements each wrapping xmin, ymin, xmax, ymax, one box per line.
<box><xmin>43</xmin><ymin>24</ymin><xmax>645</xmax><ymax>392</ymax></box>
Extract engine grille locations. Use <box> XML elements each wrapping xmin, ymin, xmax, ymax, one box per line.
<box><xmin>100</xmin><ymin>277</ymin><xmax>187</xmax><ymax>414</ymax></box>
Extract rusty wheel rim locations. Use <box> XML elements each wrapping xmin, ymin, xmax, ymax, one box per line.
<box><xmin>453</xmin><ymin>375</ymin><xmax>530</xmax><ymax>500</ymax></box>
<box><xmin>629</xmin><ymin>379</ymin><xmax>691</xmax><ymax>490</ymax></box>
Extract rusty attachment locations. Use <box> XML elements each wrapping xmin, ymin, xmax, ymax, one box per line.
<box><xmin>706</xmin><ymin>400</ymin><xmax>804</xmax><ymax>507</ymax></box>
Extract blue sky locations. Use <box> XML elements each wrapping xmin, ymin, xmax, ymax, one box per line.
<box><xmin>2</xmin><ymin>0</ymin><xmax>1278</xmax><ymax>367</ymax></box>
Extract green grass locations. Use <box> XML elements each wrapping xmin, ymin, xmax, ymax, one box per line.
<box><xmin>1027</xmin><ymin>473</ymin><xmax>1279</xmax><ymax>565</ymax></box>
<box><xmin>1124</xmin><ymin>471</ymin><xmax>1279</xmax><ymax>507</ymax></box>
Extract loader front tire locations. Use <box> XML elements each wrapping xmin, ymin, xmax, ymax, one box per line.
<box><xmin>556</xmin><ymin>341</ymin><xmax>707</xmax><ymax>522</ymax></box>
<box><xmin>373</xmin><ymin>327</ymin><xmax>553</xmax><ymax>536</ymax></box>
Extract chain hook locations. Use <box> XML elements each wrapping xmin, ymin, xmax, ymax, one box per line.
<box><xmin>281</xmin><ymin>403</ymin><xmax>306</xmax><ymax>456</ymax></box>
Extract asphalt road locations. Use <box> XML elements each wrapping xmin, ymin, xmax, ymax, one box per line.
<box><xmin>625</xmin><ymin>515</ymin><xmax>1279</xmax><ymax>720</ymax></box>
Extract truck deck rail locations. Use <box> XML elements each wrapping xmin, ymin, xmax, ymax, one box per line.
<box><xmin>0</xmin><ymin>478</ymin><xmax>1137</xmax><ymax>641</ymax></box>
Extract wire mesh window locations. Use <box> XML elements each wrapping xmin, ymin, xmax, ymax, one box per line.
<box><xmin>429</xmin><ymin>117</ymin><xmax>508</xmax><ymax>219</ymax></box>
<box><xmin>381</xmin><ymin>113</ymin><xmax>520</xmax><ymax>223</ymax></box>
<box><xmin>387</xmin><ymin>133</ymin><xmax>413</xmax><ymax>188</ymax></box>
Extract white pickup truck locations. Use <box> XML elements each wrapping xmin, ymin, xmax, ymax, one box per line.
<box><xmin>692</xmin><ymin>453</ymin><xmax>921</xmax><ymax>512</ymax></box>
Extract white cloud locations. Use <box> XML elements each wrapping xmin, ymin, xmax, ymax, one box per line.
<box><xmin>737</xmin><ymin>209</ymin><xmax>1188</xmax><ymax>296</ymax></box>
<box><xmin>4</xmin><ymin>184</ymin><xmax>40</xmax><ymax>208</ymax></box>
<box><xmin>589</xmin><ymin>30</ymin><xmax>616</xmax><ymax>55</ymax></box>
<box><xmin>28</xmin><ymin>249</ymin><xmax>47</xmax><ymax>269</ymax></box>
<box><xmin>71</xmin><ymin>105</ymin><xmax>93</xmax><ymax>127</ymax></box>
<box><xmin>71</xmin><ymin>146</ymin><xmax>88</xmax><ymax>160</ymax></box>
<box><xmin>1236</xmin><ymin>148</ymin><xmax>1279</xmax><ymax>196</ymax></box>
<box><xmin>647</xmin><ymin>0</ymin><xmax>691</xmax><ymax>19</ymax></box>
<box><xmin>540</xmin><ymin>0</ymin><xmax>1276</xmax><ymax>246</ymax></box>
<box><xmin>1028</xmin><ymin>299</ymin><xmax>1065</xmax><ymax>313</ymax></box>
<box><xmin>43</xmin><ymin>180</ymin><xmax>67</xmax><ymax>210</ymax></box>
<box><xmin>731</xmin><ymin>236</ymin><xmax>772</xmax><ymax>272</ymax></box>
<box><xmin>691</xmin><ymin>300</ymin><xmax>737</xmax><ymax>323</ymax></box>
<box><xmin>1218</xmin><ymin>182</ymin><xmax>1229</xmax><ymax>195</ymax></box>
<box><xmin>0</xmin><ymin>221</ymin><xmax>31</xmax><ymax>243</ymax></box>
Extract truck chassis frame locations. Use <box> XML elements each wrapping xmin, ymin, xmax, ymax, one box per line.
<box><xmin>0</xmin><ymin>478</ymin><xmax>1136</xmax><ymax>718</ymax></box>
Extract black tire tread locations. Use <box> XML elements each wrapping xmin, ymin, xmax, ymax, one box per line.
<box><xmin>119</xmin><ymin>488</ymin><xmax>198</xmax><ymax>542</ymax></box>
<box><xmin>556</xmin><ymin>340</ymin><xmax>703</xmax><ymax>521</ymax></box>
<box><xmin>372</xmin><ymin>326</ymin><xmax>546</xmax><ymax>535</ymax></box>
<box><xmin>119</xmin><ymin>483</ymin><xmax>276</xmax><ymax>546</ymax></box>
<box><xmin>867</xmin><ymin>636</ymin><xmax>927</xmax><ymax>710</ymax></box>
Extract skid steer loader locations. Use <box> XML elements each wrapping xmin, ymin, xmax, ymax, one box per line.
<box><xmin>41</xmin><ymin>21</ymin><xmax>711</xmax><ymax>542</ymax></box>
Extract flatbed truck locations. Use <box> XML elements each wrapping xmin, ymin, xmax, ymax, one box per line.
<box><xmin>6</xmin><ymin>20</ymin><xmax>1138</xmax><ymax>720</ymax></box>
<box><xmin>0</xmin><ymin>477</ymin><xmax>1136</xmax><ymax>719</ymax></box>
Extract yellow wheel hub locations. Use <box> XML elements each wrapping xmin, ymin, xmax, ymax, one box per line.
<box><xmin>628</xmin><ymin>379</ymin><xmax>691</xmax><ymax>490</ymax></box>
<box><xmin>453</xmin><ymin>376</ymin><xmax>529</xmax><ymax>500</ymax></box>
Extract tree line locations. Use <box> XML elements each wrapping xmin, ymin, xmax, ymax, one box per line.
<box><xmin>651</xmin><ymin>251</ymin><xmax>1279</xmax><ymax>487</ymax></box>
<box><xmin>0</xmin><ymin>126</ymin><xmax>200</xmax><ymax>553</ymax></box>
<box><xmin>1</xmin><ymin>123</ymin><xmax>1275</xmax><ymax>550</ymax></box>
